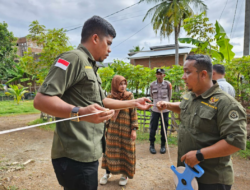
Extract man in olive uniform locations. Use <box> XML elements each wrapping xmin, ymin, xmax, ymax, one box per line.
<box><xmin>34</xmin><ymin>16</ymin><xmax>152</xmax><ymax>190</ymax></box>
<box><xmin>157</xmin><ymin>54</ymin><xmax>246</xmax><ymax>190</ymax></box>
<box><xmin>149</xmin><ymin>68</ymin><xmax>172</xmax><ymax>154</ymax></box>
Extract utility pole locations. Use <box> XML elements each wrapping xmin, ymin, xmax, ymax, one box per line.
<box><xmin>243</xmin><ymin>0</ymin><xmax>250</xmax><ymax>56</ymax></box>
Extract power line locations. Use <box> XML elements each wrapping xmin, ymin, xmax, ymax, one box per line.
<box><xmin>231</xmin><ymin>0</ymin><xmax>244</xmax><ymax>38</ymax></box>
<box><xmin>106</xmin><ymin>9</ymin><xmax>148</xmax><ymax>18</ymax></box>
<box><xmin>230</xmin><ymin>0</ymin><xmax>239</xmax><ymax>38</ymax></box>
<box><xmin>109</xmin><ymin>14</ymin><xmax>145</xmax><ymax>23</ymax></box>
<box><xmin>103</xmin><ymin>2</ymin><xmax>140</xmax><ymax>18</ymax></box>
<box><xmin>219</xmin><ymin>0</ymin><xmax>229</xmax><ymax>21</ymax></box>
<box><xmin>65</xmin><ymin>14</ymin><xmax>145</xmax><ymax>32</ymax></box>
<box><xmin>113</xmin><ymin>23</ymin><xmax>150</xmax><ymax>48</ymax></box>
<box><xmin>65</xmin><ymin>1</ymin><xmax>141</xmax><ymax>32</ymax></box>
<box><xmin>65</xmin><ymin>26</ymin><xmax>82</xmax><ymax>32</ymax></box>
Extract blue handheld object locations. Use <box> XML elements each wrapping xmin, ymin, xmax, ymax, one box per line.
<box><xmin>171</xmin><ymin>162</ymin><xmax>204</xmax><ymax>190</ymax></box>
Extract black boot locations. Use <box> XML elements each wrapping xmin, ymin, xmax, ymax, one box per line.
<box><xmin>149</xmin><ymin>142</ymin><xmax>156</xmax><ymax>154</ymax></box>
<box><xmin>160</xmin><ymin>142</ymin><xmax>166</xmax><ymax>154</ymax></box>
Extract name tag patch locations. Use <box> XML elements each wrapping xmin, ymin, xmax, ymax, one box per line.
<box><xmin>85</xmin><ymin>66</ymin><xmax>92</xmax><ymax>69</ymax></box>
<box><xmin>55</xmin><ymin>58</ymin><xmax>70</xmax><ymax>70</ymax></box>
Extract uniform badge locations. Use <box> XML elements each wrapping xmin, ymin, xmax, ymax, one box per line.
<box><xmin>85</xmin><ymin>66</ymin><xmax>92</xmax><ymax>69</ymax></box>
<box><xmin>169</xmin><ymin>83</ymin><xmax>172</xmax><ymax>90</ymax></box>
<box><xmin>55</xmin><ymin>58</ymin><xmax>70</xmax><ymax>70</ymax></box>
<box><xmin>209</xmin><ymin>97</ymin><xmax>219</xmax><ymax>104</ymax></box>
<box><xmin>228</xmin><ymin>110</ymin><xmax>239</xmax><ymax>121</ymax></box>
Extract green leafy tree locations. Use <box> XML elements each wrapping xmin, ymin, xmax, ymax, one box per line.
<box><xmin>129</xmin><ymin>45</ymin><xmax>144</xmax><ymax>52</ymax></box>
<box><xmin>140</xmin><ymin>0</ymin><xmax>207</xmax><ymax>65</ymax></box>
<box><xmin>0</xmin><ymin>22</ymin><xmax>18</xmax><ymax>83</ymax></box>
<box><xmin>214</xmin><ymin>21</ymin><xmax>235</xmax><ymax>62</ymax></box>
<box><xmin>5</xmin><ymin>84</ymin><xmax>29</xmax><ymax>105</ymax></box>
<box><xmin>163</xmin><ymin>65</ymin><xmax>185</xmax><ymax>101</ymax></box>
<box><xmin>97</xmin><ymin>66</ymin><xmax>115</xmax><ymax>93</ymax></box>
<box><xmin>178</xmin><ymin>12</ymin><xmax>222</xmax><ymax>59</ymax></box>
<box><xmin>5</xmin><ymin>62</ymin><xmax>30</xmax><ymax>84</ymax></box>
<box><xmin>26</xmin><ymin>20</ymin><xmax>74</xmax><ymax>84</ymax></box>
<box><xmin>223</xmin><ymin>56</ymin><xmax>250</xmax><ymax>104</ymax></box>
<box><xmin>179</xmin><ymin>13</ymin><xmax>235</xmax><ymax>62</ymax></box>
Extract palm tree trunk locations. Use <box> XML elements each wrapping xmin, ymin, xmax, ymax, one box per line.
<box><xmin>174</xmin><ymin>26</ymin><xmax>179</xmax><ymax>65</ymax></box>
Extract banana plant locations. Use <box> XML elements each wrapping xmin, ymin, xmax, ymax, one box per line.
<box><xmin>5</xmin><ymin>84</ymin><xmax>29</xmax><ymax>105</ymax></box>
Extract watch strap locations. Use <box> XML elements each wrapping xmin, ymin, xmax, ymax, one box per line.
<box><xmin>71</xmin><ymin>107</ymin><xmax>80</xmax><ymax>122</ymax></box>
<box><xmin>196</xmin><ymin>149</ymin><xmax>204</xmax><ymax>162</ymax></box>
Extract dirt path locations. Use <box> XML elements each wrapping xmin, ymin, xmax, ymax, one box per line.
<box><xmin>0</xmin><ymin>114</ymin><xmax>249</xmax><ymax>190</ymax></box>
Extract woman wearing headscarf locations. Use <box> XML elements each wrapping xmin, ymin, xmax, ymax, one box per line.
<box><xmin>100</xmin><ymin>75</ymin><xmax>138</xmax><ymax>186</ymax></box>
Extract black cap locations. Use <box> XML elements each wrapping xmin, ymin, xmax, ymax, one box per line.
<box><xmin>156</xmin><ymin>68</ymin><xmax>165</xmax><ymax>74</ymax></box>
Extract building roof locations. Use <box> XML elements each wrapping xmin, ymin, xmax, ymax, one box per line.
<box><xmin>17</xmin><ymin>37</ymin><xmax>27</xmax><ymax>44</ymax></box>
<box><xmin>150</xmin><ymin>44</ymin><xmax>191</xmax><ymax>51</ymax></box>
<box><xmin>128</xmin><ymin>47</ymin><xmax>192</xmax><ymax>59</ymax></box>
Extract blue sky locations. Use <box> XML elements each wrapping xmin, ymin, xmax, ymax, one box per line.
<box><xmin>0</xmin><ymin>0</ymin><xmax>245</xmax><ymax>62</ymax></box>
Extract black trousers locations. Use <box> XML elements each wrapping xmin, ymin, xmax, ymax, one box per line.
<box><xmin>149</xmin><ymin>111</ymin><xmax>169</xmax><ymax>144</ymax></box>
<box><xmin>52</xmin><ymin>157</ymin><xmax>99</xmax><ymax>190</ymax></box>
<box><xmin>198</xmin><ymin>182</ymin><xmax>232</xmax><ymax>190</ymax></box>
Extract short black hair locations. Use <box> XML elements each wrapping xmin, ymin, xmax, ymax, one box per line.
<box><xmin>186</xmin><ymin>54</ymin><xmax>212</xmax><ymax>79</ymax></box>
<box><xmin>81</xmin><ymin>16</ymin><xmax>116</xmax><ymax>43</ymax></box>
<box><xmin>213</xmin><ymin>64</ymin><xmax>225</xmax><ymax>75</ymax></box>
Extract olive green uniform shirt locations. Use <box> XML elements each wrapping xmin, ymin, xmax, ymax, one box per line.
<box><xmin>178</xmin><ymin>81</ymin><xmax>246</xmax><ymax>185</ymax></box>
<box><xmin>38</xmin><ymin>44</ymin><xmax>106</xmax><ymax>162</ymax></box>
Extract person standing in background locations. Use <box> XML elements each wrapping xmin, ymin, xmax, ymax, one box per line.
<box><xmin>212</xmin><ymin>64</ymin><xmax>235</xmax><ymax>97</ymax></box>
<box><xmin>100</xmin><ymin>75</ymin><xmax>138</xmax><ymax>186</ymax></box>
<box><xmin>149</xmin><ymin>68</ymin><xmax>172</xmax><ymax>154</ymax></box>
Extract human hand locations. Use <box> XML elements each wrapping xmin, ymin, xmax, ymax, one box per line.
<box><xmin>156</xmin><ymin>101</ymin><xmax>169</xmax><ymax>110</ymax></box>
<box><xmin>131</xmin><ymin>130</ymin><xmax>136</xmax><ymax>141</ymax></box>
<box><xmin>135</xmin><ymin>97</ymin><xmax>153</xmax><ymax>110</ymax></box>
<box><xmin>181</xmin><ymin>150</ymin><xmax>200</xmax><ymax>168</ymax></box>
<box><xmin>79</xmin><ymin>104</ymin><xmax>114</xmax><ymax>124</ymax></box>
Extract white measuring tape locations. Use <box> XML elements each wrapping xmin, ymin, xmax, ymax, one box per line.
<box><xmin>160</xmin><ymin>111</ymin><xmax>199</xmax><ymax>190</ymax></box>
<box><xmin>0</xmin><ymin>111</ymin><xmax>104</xmax><ymax>135</ymax></box>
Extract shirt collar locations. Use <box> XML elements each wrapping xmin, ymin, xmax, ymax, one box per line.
<box><xmin>77</xmin><ymin>44</ymin><xmax>96</xmax><ymax>64</ymax></box>
<box><xmin>155</xmin><ymin>80</ymin><xmax>165</xmax><ymax>85</ymax></box>
<box><xmin>217</xmin><ymin>78</ymin><xmax>226</xmax><ymax>82</ymax></box>
<box><xmin>190</xmin><ymin>80</ymin><xmax>220</xmax><ymax>99</ymax></box>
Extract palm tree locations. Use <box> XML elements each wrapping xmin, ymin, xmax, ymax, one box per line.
<box><xmin>129</xmin><ymin>45</ymin><xmax>144</xmax><ymax>53</ymax></box>
<box><xmin>5</xmin><ymin>84</ymin><xmax>29</xmax><ymax>105</ymax></box>
<box><xmin>140</xmin><ymin>0</ymin><xmax>207</xmax><ymax>65</ymax></box>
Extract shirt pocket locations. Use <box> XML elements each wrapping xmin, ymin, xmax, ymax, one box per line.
<box><xmin>194</xmin><ymin>107</ymin><xmax>218</xmax><ymax>134</ymax></box>
<box><xmin>161</xmin><ymin>89</ymin><xmax>168</xmax><ymax>98</ymax></box>
<box><xmin>81</xmin><ymin>70</ymin><xmax>98</xmax><ymax>99</ymax></box>
<box><xmin>179</xmin><ymin>101</ymin><xmax>190</xmax><ymax>121</ymax></box>
<box><xmin>152</xmin><ymin>89</ymin><xmax>158</xmax><ymax>99</ymax></box>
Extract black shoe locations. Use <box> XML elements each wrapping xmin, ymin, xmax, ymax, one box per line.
<box><xmin>149</xmin><ymin>144</ymin><xmax>156</xmax><ymax>154</ymax></box>
<box><xmin>160</xmin><ymin>145</ymin><xmax>166</xmax><ymax>154</ymax></box>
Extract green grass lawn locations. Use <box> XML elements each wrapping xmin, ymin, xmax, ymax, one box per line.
<box><xmin>137</xmin><ymin>130</ymin><xmax>178</xmax><ymax>145</ymax></box>
<box><xmin>0</xmin><ymin>100</ymin><xmax>39</xmax><ymax>116</ymax></box>
<box><xmin>28</xmin><ymin>118</ymin><xmax>56</xmax><ymax>131</ymax></box>
<box><xmin>237</xmin><ymin>140</ymin><xmax>250</xmax><ymax>159</ymax></box>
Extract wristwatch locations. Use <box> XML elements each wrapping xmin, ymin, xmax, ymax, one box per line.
<box><xmin>132</xmin><ymin>127</ymin><xmax>137</xmax><ymax>131</ymax></box>
<box><xmin>196</xmin><ymin>150</ymin><xmax>204</xmax><ymax>162</ymax></box>
<box><xmin>70</xmin><ymin>107</ymin><xmax>80</xmax><ymax>122</ymax></box>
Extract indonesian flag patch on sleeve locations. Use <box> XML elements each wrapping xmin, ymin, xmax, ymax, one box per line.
<box><xmin>55</xmin><ymin>58</ymin><xmax>70</xmax><ymax>70</ymax></box>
